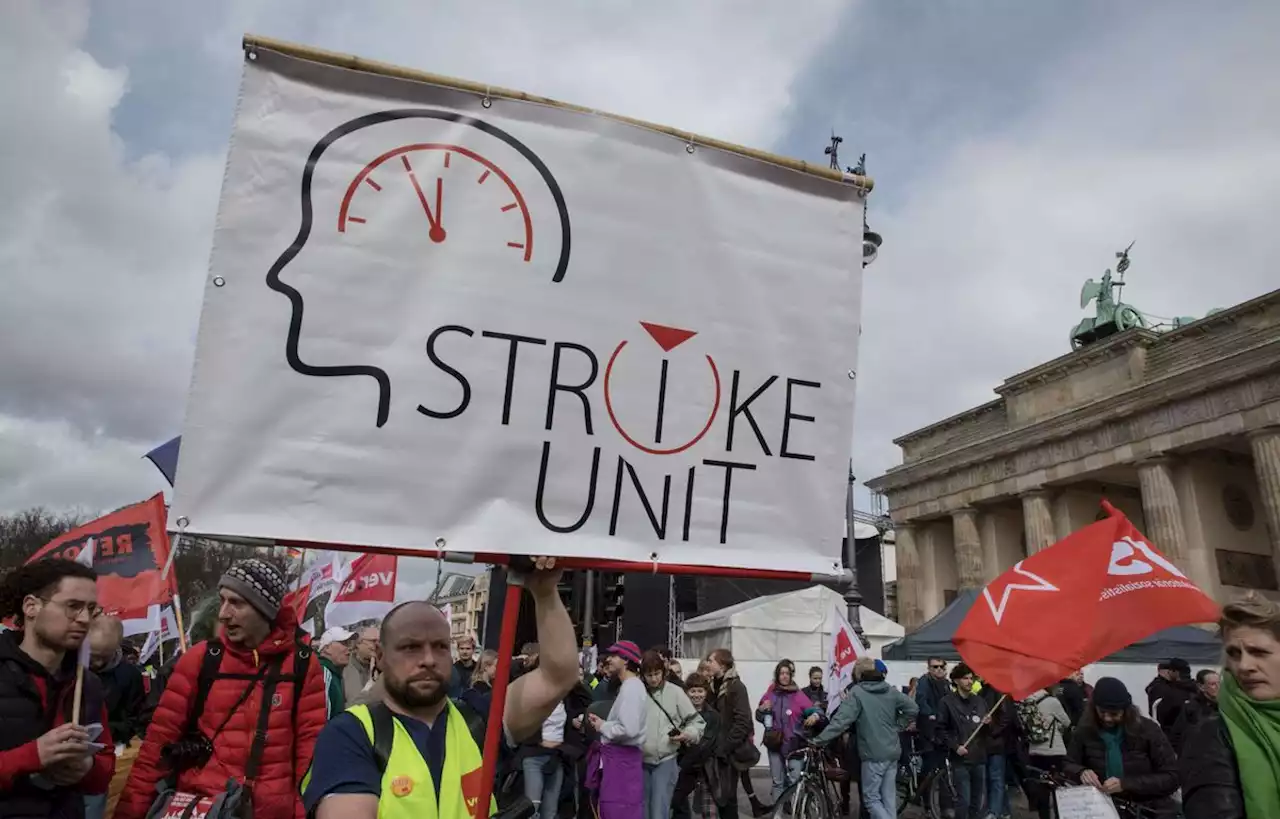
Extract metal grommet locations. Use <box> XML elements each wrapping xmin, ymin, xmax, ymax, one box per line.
<box><xmin>434</xmin><ymin>537</ymin><xmax>447</xmax><ymax>549</ymax></box>
<box><xmin>176</xmin><ymin>516</ymin><xmax>190</xmax><ymax>528</ymax></box>
<box><xmin>481</xmin><ymin>97</ymin><xmax>492</xmax><ymax>109</ymax></box>
<box><xmin>685</xmin><ymin>142</ymin><xmax>696</xmax><ymax>154</ymax></box>
<box><xmin>847</xmin><ymin>369</ymin><xmax>856</xmax><ymax>380</ymax></box>
<box><xmin>299</xmin><ymin>649</ymin><xmax>311</xmax><ymax>659</ymax></box>
<box><xmin>213</xmin><ymin>276</ymin><xmax>226</xmax><ymax>288</ymax></box>
<box><xmin>246</xmin><ymin>48</ymin><xmax>258</xmax><ymax>62</ymax></box>
<box><xmin>209</xmin><ymin>645</ymin><xmax>222</xmax><ymax>657</ymax></box>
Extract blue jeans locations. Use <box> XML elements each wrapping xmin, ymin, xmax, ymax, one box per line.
<box><xmin>643</xmin><ymin>756</ymin><xmax>679</xmax><ymax>819</ymax></box>
<box><xmin>767</xmin><ymin>750</ymin><xmax>804</xmax><ymax>801</ymax></box>
<box><xmin>986</xmin><ymin>753</ymin><xmax>1010</xmax><ymax>817</ymax></box>
<box><xmin>522</xmin><ymin>753</ymin><xmax>564</xmax><ymax>819</ymax></box>
<box><xmin>861</xmin><ymin>759</ymin><xmax>898</xmax><ymax>819</ymax></box>
<box><xmin>83</xmin><ymin>795</ymin><xmax>106</xmax><ymax>819</ymax></box>
<box><xmin>951</xmin><ymin>760</ymin><xmax>987</xmax><ymax>819</ymax></box>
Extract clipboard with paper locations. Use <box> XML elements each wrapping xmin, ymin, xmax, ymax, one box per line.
<box><xmin>1055</xmin><ymin>786</ymin><xmax>1122</xmax><ymax>819</ymax></box>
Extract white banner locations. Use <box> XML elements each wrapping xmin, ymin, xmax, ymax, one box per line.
<box><xmin>172</xmin><ymin>45</ymin><xmax>863</xmax><ymax>575</ymax></box>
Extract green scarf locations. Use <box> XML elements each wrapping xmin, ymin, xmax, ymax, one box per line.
<box><xmin>1098</xmin><ymin>726</ymin><xmax>1125</xmax><ymax>780</ymax></box>
<box><xmin>1219</xmin><ymin>672</ymin><xmax>1280</xmax><ymax>819</ymax></box>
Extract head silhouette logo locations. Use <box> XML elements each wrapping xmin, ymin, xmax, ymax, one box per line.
<box><xmin>265</xmin><ymin>109</ymin><xmax>572</xmax><ymax>428</ymax></box>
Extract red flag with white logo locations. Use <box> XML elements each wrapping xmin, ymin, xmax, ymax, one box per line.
<box><xmin>954</xmin><ymin>501</ymin><xmax>1220</xmax><ymax>700</ymax></box>
<box><xmin>325</xmin><ymin>552</ymin><xmax>397</xmax><ymax>628</ymax></box>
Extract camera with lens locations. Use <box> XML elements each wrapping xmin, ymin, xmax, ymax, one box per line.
<box><xmin>161</xmin><ymin>733</ymin><xmax>215</xmax><ymax>771</ymax></box>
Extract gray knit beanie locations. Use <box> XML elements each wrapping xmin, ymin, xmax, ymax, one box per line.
<box><xmin>219</xmin><ymin>559</ymin><xmax>287</xmax><ymax>621</ymax></box>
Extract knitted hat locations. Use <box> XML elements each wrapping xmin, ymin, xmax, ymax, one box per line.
<box><xmin>605</xmin><ymin>640</ymin><xmax>642</xmax><ymax>665</ymax></box>
<box><xmin>1092</xmin><ymin>676</ymin><xmax>1132</xmax><ymax>711</ymax></box>
<box><xmin>219</xmin><ymin>559</ymin><xmax>287</xmax><ymax>621</ymax></box>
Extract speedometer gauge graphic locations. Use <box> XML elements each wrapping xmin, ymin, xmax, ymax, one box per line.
<box><xmin>339</xmin><ymin>143</ymin><xmax>535</xmax><ymax>262</ymax></box>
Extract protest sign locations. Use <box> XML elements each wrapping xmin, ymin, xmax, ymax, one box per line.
<box><xmin>1054</xmin><ymin>786</ymin><xmax>1121</xmax><ymax>819</ymax></box>
<box><xmin>171</xmin><ymin>42</ymin><xmax>864</xmax><ymax>575</ymax></box>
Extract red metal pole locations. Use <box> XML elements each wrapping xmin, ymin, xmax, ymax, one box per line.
<box><xmin>474</xmin><ymin>581</ymin><xmax>522</xmax><ymax>819</ymax></box>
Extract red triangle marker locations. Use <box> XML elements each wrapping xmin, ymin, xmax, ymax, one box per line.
<box><xmin>639</xmin><ymin>321</ymin><xmax>697</xmax><ymax>352</ymax></box>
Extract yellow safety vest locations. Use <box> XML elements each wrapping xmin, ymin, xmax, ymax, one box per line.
<box><xmin>306</xmin><ymin>701</ymin><xmax>496</xmax><ymax>819</ymax></box>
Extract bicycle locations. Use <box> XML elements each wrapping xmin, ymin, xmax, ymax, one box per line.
<box><xmin>894</xmin><ymin>740</ymin><xmax>957</xmax><ymax>818</ymax></box>
<box><xmin>1022</xmin><ymin>765</ymin><xmax>1172</xmax><ymax>819</ymax></box>
<box><xmin>770</xmin><ymin>744</ymin><xmax>843</xmax><ymax>819</ymax></box>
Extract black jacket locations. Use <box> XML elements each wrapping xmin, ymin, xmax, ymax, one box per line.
<box><xmin>1167</xmin><ymin>692</ymin><xmax>1217</xmax><ymax>756</ymax></box>
<box><xmin>914</xmin><ymin>675</ymin><xmax>952</xmax><ymax>749</ymax></box>
<box><xmin>1179</xmin><ymin>717</ymin><xmax>1244</xmax><ymax>819</ymax></box>
<box><xmin>0</xmin><ymin>630</ymin><xmax>106</xmax><ymax>819</ymax></box>
<box><xmin>1153</xmin><ymin>679</ymin><xmax>1197</xmax><ymax>731</ymax></box>
<box><xmin>983</xmin><ymin>690</ymin><xmax>1020</xmax><ymax>757</ymax></box>
<box><xmin>801</xmin><ymin>684</ymin><xmax>828</xmax><ymax>713</ymax></box>
<box><xmin>679</xmin><ymin>704</ymin><xmax>721</xmax><ymax>770</ymax></box>
<box><xmin>1063</xmin><ymin>715</ymin><xmax>1179</xmax><ymax>815</ymax></box>
<box><xmin>453</xmin><ymin>659</ymin><xmax>477</xmax><ymax>691</ymax></box>
<box><xmin>935</xmin><ymin>692</ymin><xmax>990</xmax><ymax>763</ymax></box>
<box><xmin>95</xmin><ymin>657</ymin><xmax>147</xmax><ymax>746</ymax></box>
<box><xmin>1056</xmin><ymin>678</ymin><xmax>1087</xmax><ymax>727</ymax></box>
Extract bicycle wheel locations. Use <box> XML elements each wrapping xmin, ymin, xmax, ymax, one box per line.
<box><xmin>792</xmin><ymin>780</ymin><xmax>833</xmax><ymax>819</ymax></box>
<box><xmin>925</xmin><ymin>768</ymin><xmax>956</xmax><ymax>819</ymax></box>
<box><xmin>895</xmin><ymin>768</ymin><xmax>916</xmax><ymax>816</ymax></box>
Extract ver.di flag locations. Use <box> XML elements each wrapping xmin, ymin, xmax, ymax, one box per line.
<box><xmin>824</xmin><ymin>602</ymin><xmax>863</xmax><ymax>712</ymax></box>
<box><xmin>326</xmin><ymin>552</ymin><xmax>398</xmax><ymax>628</ymax></box>
<box><xmin>954</xmin><ymin>501</ymin><xmax>1220</xmax><ymax>700</ymax></box>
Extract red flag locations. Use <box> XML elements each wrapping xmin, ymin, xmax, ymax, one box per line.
<box><xmin>325</xmin><ymin>552</ymin><xmax>397</xmax><ymax>628</ymax></box>
<box><xmin>26</xmin><ymin>494</ymin><xmax>175</xmax><ymax>621</ymax></box>
<box><xmin>954</xmin><ymin>501</ymin><xmax>1220</xmax><ymax>700</ymax></box>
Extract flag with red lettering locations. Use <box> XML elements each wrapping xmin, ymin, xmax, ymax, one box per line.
<box><xmin>824</xmin><ymin>602</ymin><xmax>862</xmax><ymax>712</ymax></box>
<box><xmin>954</xmin><ymin>500</ymin><xmax>1220</xmax><ymax>700</ymax></box>
<box><xmin>26</xmin><ymin>494</ymin><xmax>175</xmax><ymax>621</ymax></box>
<box><xmin>325</xmin><ymin>552</ymin><xmax>397</xmax><ymax>628</ymax></box>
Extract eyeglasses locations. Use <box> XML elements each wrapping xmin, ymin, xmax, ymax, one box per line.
<box><xmin>929</xmin><ymin>664</ymin><xmax>946</xmax><ymax>670</ymax></box>
<box><xmin>40</xmin><ymin>598</ymin><xmax>102</xmax><ymax>620</ymax></box>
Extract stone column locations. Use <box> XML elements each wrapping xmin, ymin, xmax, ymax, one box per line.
<box><xmin>952</xmin><ymin>507</ymin><xmax>986</xmax><ymax>590</ymax></box>
<box><xmin>1249</xmin><ymin>427</ymin><xmax>1280</xmax><ymax>583</ymax></box>
<box><xmin>1137</xmin><ymin>456</ymin><xmax>1191</xmax><ymax>569</ymax></box>
<box><xmin>894</xmin><ymin>524</ymin><xmax>923</xmax><ymax>630</ymax></box>
<box><xmin>1021</xmin><ymin>489</ymin><xmax>1056</xmax><ymax>555</ymax></box>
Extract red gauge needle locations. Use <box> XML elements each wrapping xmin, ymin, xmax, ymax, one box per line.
<box><xmin>404</xmin><ymin>160</ymin><xmax>446</xmax><ymax>243</ymax></box>
<box><xmin>432</xmin><ymin>177</ymin><xmax>446</xmax><ymax>243</ymax></box>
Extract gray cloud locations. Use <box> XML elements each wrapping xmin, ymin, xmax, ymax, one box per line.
<box><xmin>775</xmin><ymin>2</ymin><xmax>1280</xmax><ymax>496</ymax></box>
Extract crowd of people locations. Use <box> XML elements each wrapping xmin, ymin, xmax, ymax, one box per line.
<box><xmin>1</xmin><ymin>553</ymin><xmax>1278</xmax><ymax>819</ymax></box>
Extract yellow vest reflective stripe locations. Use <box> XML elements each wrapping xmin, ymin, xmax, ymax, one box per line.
<box><xmin>310</xmin><ymin>702</ymin><xmax>495</xmax><ymax>819</ymax></box>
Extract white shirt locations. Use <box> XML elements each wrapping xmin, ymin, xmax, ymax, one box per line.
<box><xmin>542</xmin><ymin>702</ymin><xmax>567</xmax><ymax>743</ymax></box>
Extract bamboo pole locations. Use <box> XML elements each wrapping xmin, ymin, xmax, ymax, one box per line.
<box><xmin>72</xmin><ymin>666</ymin><xmax>85</xmax><ymax>726</ymax></box>
<box><xmin>960</xmin><ymin>694</ymin><xmax>1006</xmax><ymax>750</ymax></box>
<box><xmin>241</xmin><ymin>34</ymin><xmax>874</xmax><ymax>193</ymax></box>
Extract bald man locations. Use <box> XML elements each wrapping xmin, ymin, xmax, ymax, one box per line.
<box><xmin>304</xmin><ymin>557</ymin><xmax>579</xmax><ymax>819</ymax></box>
<box><xmin>87</xmin><ymin>616</ymin><xmax>147</xmax><ymax>746</ymax></box>
<box><xmin>85</xmin><ymin>616</ymin><xmax>147</xmax><ymax>819</ymax></box>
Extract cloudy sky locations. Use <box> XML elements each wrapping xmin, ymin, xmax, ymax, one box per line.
<box><xmin>3</xmin><ymin>0</ymin><xmax>1278</xmax><ymax>536</ymax></box>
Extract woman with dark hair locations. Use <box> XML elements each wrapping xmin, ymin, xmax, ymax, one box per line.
<box><xmin>1181</xmin><ymin>594</ymin><xmax>1280</xmax><ymax>818</ymax></box>
<box><xmin>705</xmin><ymin>648</ymin><xmax>763</xmax><ymax>818</ymax></box>
<box><xmin>586</xmin><ymin>640</ymin><xmax>648</xmax><ymax>819</ymax></box>
<box><xmin>1062</xmin><ymin>677</ymin><xmax>1179</xmax><ymax>816</ymax></box>
<box><xmin>802</xmin><ymin>665</ymin><xmax>828</xmax><ymax>712</ymax></box>
<box><xmin>758</xmin><ymin>660</ymin><xmax>813</xmax><ymax>803</ymax></box>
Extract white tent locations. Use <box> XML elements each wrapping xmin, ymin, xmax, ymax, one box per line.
<box><xmin>680</xmin><ymin>585</ymin><xmax>904</xmax><ymax>662</ymax></box>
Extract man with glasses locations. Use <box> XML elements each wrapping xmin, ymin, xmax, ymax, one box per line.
<box><xmin>0</xmin><ymin>557</ymin><xmax>117</xmax><ymax>818</ymax></box>
<box><xmin>914</xmin><ymin>657</ymin><xmax>952</xmax><ymax>777</ymax></box>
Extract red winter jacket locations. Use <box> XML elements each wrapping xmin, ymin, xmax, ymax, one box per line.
<box><xmin>115</xmin><ymin>608</ymin><xmax>326</xmax><ymax>819</ymax></box>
